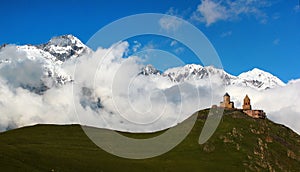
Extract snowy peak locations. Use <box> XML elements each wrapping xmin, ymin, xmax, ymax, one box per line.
<box><xmin>38</xmin><ymin>34</ymin><xmax>90</xmax><ymax>61</ymax></box>
<box><xmin>140</xmin><ymin>64</ymin><xmax>161</xmax><ymax>75</ymax></box>
<box><xmin>48</xmin><ymin>35</ymin><xmax>84</xmax><ymax>47</ymax></box>
<box><xmin>163</xmin><ymin>64</ymin><xmax>235</xmax><ymax>84</ymax></box>
<box><xmin>238</xmin><ymin>68</ymin><xmax>286</xmax><ymax>89</ymax></box>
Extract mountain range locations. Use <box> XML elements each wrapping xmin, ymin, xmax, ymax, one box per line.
<box><xmin>0</xmin><ymin>34</ymin><xmax>286</xmax><ymax>94</ymax></box>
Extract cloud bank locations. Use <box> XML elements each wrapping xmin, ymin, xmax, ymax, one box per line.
<box><xmin>192</xmin><ymin>0</ymin><xmax>271</xmax><ymax>26</ymax></box>
<box><xmin>0</xmin><ymin>42</ymin><xmax>299</xmax><ymax>135</ymax></box>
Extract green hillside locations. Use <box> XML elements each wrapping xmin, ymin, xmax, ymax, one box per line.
<box><xmin>1</xmin><ymin>109</ymin><xmax>300</xmax><ymax>171</ymax></box>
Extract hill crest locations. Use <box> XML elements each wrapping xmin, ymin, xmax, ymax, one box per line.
<box><xmin>1</xmin><ymin>109</ymin><xmax>300</xmax><ymax>171</ymax></box>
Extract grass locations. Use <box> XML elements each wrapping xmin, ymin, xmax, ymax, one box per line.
<box><xmin>1</xmin><ymin>109</ymin><xmax>300</xmax><ymax>171</ymax></box>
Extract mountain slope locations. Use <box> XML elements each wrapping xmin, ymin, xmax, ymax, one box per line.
<box><xmin>1</xmin><ymin>109</ymin><xmax>299</xmax><ymax>171</ymax></box>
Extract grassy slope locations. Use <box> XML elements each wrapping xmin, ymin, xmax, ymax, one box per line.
<box><xmin>1</xmin><ymin>109</ymin><xmax>300</xmax><ymax>172</ymax></box>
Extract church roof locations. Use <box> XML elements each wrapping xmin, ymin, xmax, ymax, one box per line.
<box><xmin>224</xmin><ymin>92</ymin><xmax>230</xmax><ymax>97</ymax></box>
<box><xmin>244</xmin><ymin>94</ymin><xmax>250</xmax><ymax>99</ymax></box>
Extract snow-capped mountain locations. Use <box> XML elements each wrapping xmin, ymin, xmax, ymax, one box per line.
<box><xmin>140</xmin><ymin>64</ymin><xmax>162</xmax><ymax>75</ymax></box>
<box><xmin>163</xmin><ymin>64</ymin><xmax>235</xmax><ymax>84</ymax></box>
<box><xmin>0</xmin><ymin>34</ymin><xmax>90</xmax><ymax>93</ymax></box>
<box><xmin>236</xmin><ymin>68</ymin><xmax>286</xmax><ymax>89</ymax></box>
<box><xmin>143</xmin><ymin>64</ymin><xmax>285</xmax><ymax>90</ymax></box>
<box><xmin>37</xmin><ymin>35</ymin><xmax>89</xmax><ymax>62</ymax></box>
<box><xmin>0</xmin><ymin>35</ymin><xmax>286</xmax><ymax>94</ymax></box>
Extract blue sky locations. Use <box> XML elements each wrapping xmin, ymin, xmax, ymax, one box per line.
<box><xmin>0</xmin><ymin>0</ymin><xmax>299</xmax><ymax>82</ymax></box>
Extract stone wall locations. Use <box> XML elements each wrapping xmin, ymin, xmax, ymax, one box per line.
<box><xmin>243</xmin><ymin>110</ymin><xmax>266</xmax><ymax>119</ymax></box>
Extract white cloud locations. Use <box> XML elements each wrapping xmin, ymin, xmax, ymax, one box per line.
<box><xmin>192</xmin><ymin>0</ymin><xmax>228</xmax><ymax>26</ymax></box>
<box><xmin>272</xmin><ymin>13</ymin><xmax>280</xmax><ymax>20</ymax></box>
<box><xmin>170</xmin><ymin>40</ymin><xmax>185</xmax><ymax>54</ymax></box>
<box><xmin>166</xmin><ymin>7</ymin><xmax>179</xmax><ymax>16</ymax></box>
<box><xmin>192</xmin><ymin>0</ymin><xmax>271</xmax><ymax>26</ymax></box>
<box><xmin>132</xmin><ymin>41</ymin><xmax>141</xmax><ymax>53</ymax></box>
<box><xmin>141</xmin><ymin>41</ymin><xmax>156</xmax><ymax>50</ymax></box>
<box><xmin>294</xmin><ymin>5</ymin><xmax>300</xmax><ymax>12</ymax></box>
<box><xmin>0</xmin><ymin>78</ymin><xmax>76</xmax><ymax>131</ymax></box>
<box><xmin>159</xmin><ymin>15</ymin><xmax>183</xmax><ymax>32</ymax></box>
<box><xmin>273</xmin><ymin>38</ymin><xmax>280</xmax><ymax>45</ymax></box>
<box><xmin>170</xmin><ymin>40</ymin><xmax>177</xmax><ymax>47</ymax></box>
<box><xmin>0</xmin><ymin>59</ymin><xmax>44</xmax><ymax>89</ymax></box>
<box><xmin>174</xmin><ymin>47</ymin><xmax>185</xmax><ymax>54</ymax></box>
<box><xmin>220</xmin><ymin>31</ymin><xmax>232</xmax><ymax>37</ymax></box>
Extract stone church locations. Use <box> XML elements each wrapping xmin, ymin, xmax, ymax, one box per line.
<box><xmin>242</xmin><ymin>95</ymin><xmax>251</xmax><ymax>110</ymax></box>
<box><xmin>242</xmin><ymin>94</ymin><xmax>266</xmax><ymax>119</ymax></box>
<box><xmin>220</xmin><ymin>92</ymin><xmax>235</xmax><ymax>109</ymax></box>
<box><xmin>218</xmin><ymin>93</ymin><xmax>266</xmax><ymax>119</ymax></box>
